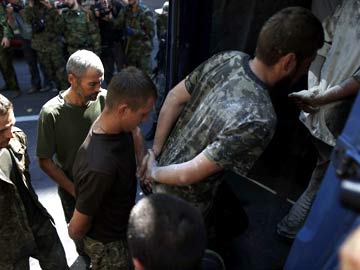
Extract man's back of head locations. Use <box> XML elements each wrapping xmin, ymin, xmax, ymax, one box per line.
<box><xmin>256</xmin><ymin>6</ymin><xmax>324</xmax><ymax>66</ymax></box>
<box><xmin>128</xmin><ymin>194</ymin><xmax>206</xmax><ymax>270</ymax></box>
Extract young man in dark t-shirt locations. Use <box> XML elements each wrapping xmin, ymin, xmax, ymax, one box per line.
<box><xmin>69</xmin><ymin>67</ymin><xmax>157</xmax><ymax>270</ymax></box>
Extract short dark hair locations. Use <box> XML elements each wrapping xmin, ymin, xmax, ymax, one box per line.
<box><xmin>127</xmin><ymin>194</ymin><xmax>206</xmax><ymax>270</ymax></box>
<box><xmin>0</xmin><ymin>94</ymin><xmax>13</xmax><ymax>116</ymax></box>
<box><xmin>106</xmin><ymin>67</ymin><xmax>157</xmax><ymax>111</ymax></box>
<box><xmin>255</xmin><ymin>7</ymin><xmax>324</xmax><ymax>66</ymax></box>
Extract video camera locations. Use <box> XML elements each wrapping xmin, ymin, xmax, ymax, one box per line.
<box><xmin>54</xmin><ymin>0</ymin><xmax>69</xmax><ymax>10</ymax></box>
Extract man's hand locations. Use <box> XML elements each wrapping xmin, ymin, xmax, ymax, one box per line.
<box><xmin>340</xmin><ymin>226</ymin><xmax>360</xmax><ymax>270</ymax></box>
<box><xmin>1</xmin><ymin>37</ymin><xmax>10</xmax><ymax>48</ymax></box>
<box><xmin>288</xmin><ymin>89</ymin><xmax>320</xmax><ymax>113</ymax></box>
<box><xmin>137</xmin><ymin>152</ymin><xmax>153</xmax><ymax>194</ymax></box>
<box><xmin>126</xmin><ymin>26</ymin><xmax>134</xmax><ymax>36</ymax></box>
<box><xmin>145</xmin><ymin>149</ymin><xmax>158</xmax><ymax>182</ymax></box>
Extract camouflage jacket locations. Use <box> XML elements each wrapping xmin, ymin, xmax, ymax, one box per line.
<box><xmin>57</xmin><ymin>7</ymin><xmax>101</xmax><ymax>55</ymax></box>
<box><xmin>0</xmin><ymin>128</ymin><xmax>52</xmax><ymax>265</ymax></box>
<box><xmin>153</xmin><ymin>51</ymin><xmax>277</xmax><ymax>216</ymax></box>
<box><xmin>113</xmin><ymin>3</ymin><xmax>154</xmax><ymax>54</ymax></box>
<box><xmin>24</xmin><ymin>5</ymin><xmax>63</xmax><ymax>52</ymax></box>
<box><xmin>0</xmin><ymin>5</ymin><xmax>13</xmax><ymax>39</ymax></box>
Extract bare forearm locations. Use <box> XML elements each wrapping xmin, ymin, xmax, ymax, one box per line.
<box><xmin>132</xmin><ymin>127</ymin><xmax>145</xmax><ymax>165</ymax></box>
<box><xmin>317</xmin><ymin>77</ymin><xmax>360</xmax><ymax>105</ymax></box>
<box><xmin>38</xmin><ymin>158</ymin><xmax>75</xmax><ymax>196</ymax></box>
<box><xmin>153</xmin><ymin>80</ymin><xmax>190</xmax><ymax>156</ymax></box>
<box><xmin>147</xmin><ymin>151</ymin><xmax>222</xmax><ymax>186</ymax></box>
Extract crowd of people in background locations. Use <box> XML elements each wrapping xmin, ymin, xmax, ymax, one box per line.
<box><xmin>1</xmin><ymin>0</ymin><xmax>360</xmax><ymax>269</ymax></box>
<box><xmin>0</xmin><ymin>0</ymin><xmax>167</xmax><ymax>98</ymax></box>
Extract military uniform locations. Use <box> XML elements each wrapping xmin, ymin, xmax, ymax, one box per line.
<box><xmin>113</xmin><ymin>3</ymin><xmax>155</xmax><ymax>75</ymax></box>
<box><xmin>0</xmin><ymin>127</ymin><xmax>68</xmax><ymax>269</ymax></box>
<box><xmin>24</xmin><ymin>4</ymin><xmax>68</xmax><ymax>90</ymax></box>
<box><xmin>153</xmin><ymin>51</ymin><xmax>277</xmax><ymax>219</ymax></box>
<box><xmin>58</xmin><ymin>7</ymin><xmax>101</xmax><ymax>56</ymax></box>
<box><xmin>0</xmin><ymin>5</ymin><xmax>20</xmax><ymax>92</ymax></box>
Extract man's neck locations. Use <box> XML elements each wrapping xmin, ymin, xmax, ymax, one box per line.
<box><xmin>249</xmin><ymin>58</ymin><xmax>278</xmax><ymax>87</ymax></box>
<box><xmin>95</xmin><ymin>110</ymin><xmax>124</xmax><ymax>134</ymax></box>
<box><xmin>63</xmin><ymin>88</ymin><xmax>88</xmax><ymax>106</ymax></box>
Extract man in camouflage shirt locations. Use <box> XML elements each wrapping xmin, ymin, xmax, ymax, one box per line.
<box><xmin>142</xmin><ymin>7</ymin><xmax>324</xmax><ymax>239</ymax></box>
<box><xmin>24</xmin><ymin>0</ymin><xmax>68</xmax><ymax>92</ymax></box>
<box><xmin>58</xmin><ymin>0</ymin><xmax>101</xmax><ymax>57</ymax></box>
<box><xmin>113</xmin><ymin>0</ymin><xmax>154</xmax><ymax>75</ymax></box>
<box><xmin>0</xmin><ymin>94</ymin><xmax>68</xmax><ymax>269</ymax></box>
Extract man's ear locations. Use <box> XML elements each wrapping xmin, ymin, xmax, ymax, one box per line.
<box><xmin>68</xmin><ymin>74</ymin><xmax>76</xmax><ymax>85</ymax></box>
<box><xmin>281</xmin><ymin>52</ymin><xmax>297</xmax><ymax>74</ymax></box>
<box><xmin>116</xmin><ymin>103</ymin><xmax>129</xmax><ymax>117</ymax></box>
<box><xmin>132</xmin><ymin>258</ymin><xmax>145</xmax><ymax>270</ymax></box>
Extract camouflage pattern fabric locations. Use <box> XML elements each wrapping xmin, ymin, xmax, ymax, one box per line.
<box><xmin>24</xmin><ymin>5</ymin><xmax>68</xmax><ymax>90</ymax></box>
<box><xmin>153</xmin><ymin>51</ymin><xmax>277</xmax><ymax>217</ymax></box>
<box><xmin>58</xmin><ymin>7</ymin><xmax>101</xmax><ymax>56</ymax></box>
<box><xmin>113</xmin><ymin>4</ymin><xmax>154</xmax><ymax>74</ymax></box>
<box><xmin>83</xmin><ymin>236</ymin><xmax>132</xmax><ymax>270</ymax></box>
<box><xmin>0</xmin><ymin>128</ymin><xmax>67</xmax><ymax>268</ymax></box>
<box><xmin>0</xmin><ymin>5</ymin><xmax>20</xmax><ymax>91</ymax></box>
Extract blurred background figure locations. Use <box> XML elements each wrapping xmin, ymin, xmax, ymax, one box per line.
<box><xmin>93</xmin><ymin>0</ymin><xmax>126</xmax><ymax>86</ymax></box>
<box><xmin>5</xmin><ymin>0</ymin><xmax>49</xmax><ymax>94</ymax></box>
<box><xmin>24</xmin><ymin>0</ymin><xmax>68</xmax><ymax>92</ymax></box>
<box><xmin>0</xmin><ymin>3</ymin><xmax>20</xmax><ymax>98</ymax></box>
<box><xmin>113</xmin><ymin>0</ymin><xmax>155</xmax><ymax>75</ymax></box>
<box><xmin>145</xmin><ymin>0</ymin><xmax>168</xmax><ymax>141</ymax></box>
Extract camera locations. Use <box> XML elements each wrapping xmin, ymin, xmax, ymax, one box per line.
<box><xmin>54</xmin><ymin>0</ymin><xmax>69</xmax><ymax>10</ymax></box>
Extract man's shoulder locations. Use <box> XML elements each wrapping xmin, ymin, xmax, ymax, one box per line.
<box><xmin>12</xmin><ymin>127</ymin><xmax>27</xmax><ymax>145</ymax></box>
<box><xmin>40</xmin><ymin>94</ymin><xmax>64</xmax><ymax>114</ymax></box>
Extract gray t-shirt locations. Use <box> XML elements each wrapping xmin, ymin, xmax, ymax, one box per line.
<box><xmin>153</xmin><ymin>51</ymin><xmax>277</xmax><ymax>215</ymax></box>
<box><xmin>36</xmin><ymin>90</ymin><xmax>106</xmax><ymax>180</ymax></box>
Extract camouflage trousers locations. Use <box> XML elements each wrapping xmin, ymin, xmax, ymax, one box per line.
<box><xmin>83</xmin><ymin>236</ymin><xmax>132</xmax><ymax>270</ymax></box>
<box><xmin>0</xmin><ymin>219</ymin><xmax>68</xmax><ymax>270</ymax></box>
<box><xmin>0</xmin><ymin>45</ymin><xmax>20</xmax><ymax>91</ymax></box>
<box><xmin>36</xmin><ymin>48</ymin><xmax>68</xmax><ymax>91</ymax></box>
<box><xmin>126</xmin><ymin>50</ymin><xmax>152</xmax><ymax>76</ymax></box>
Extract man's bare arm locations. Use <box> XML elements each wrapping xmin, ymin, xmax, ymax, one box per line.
<box><xmin>146</xmin><ymin>150</ymin><xmax>222</xmax><ymax>186</ymax></box>
<box><xmin>68</xmin><ymin>209</ymin><xmax>92</xmax><ymax>240</ymax></box>
<box><xmin>38</xmin><ymin>158</ymin><xmax>75</xmax><ymax>197</ymax></box>
<box><xmin>152</xmin><ymin>80</ymin><xmax>191</xmax><ymax>157</ymax></box>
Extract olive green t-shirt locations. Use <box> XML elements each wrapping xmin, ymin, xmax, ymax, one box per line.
<box><xmin>36</xmin><ymin>90</ymin><xmax>106</xmax><ymax>180</ymax></box>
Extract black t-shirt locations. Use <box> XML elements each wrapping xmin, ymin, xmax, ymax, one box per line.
<box><xmin>73</xmin><ymin>130</ymin><xmax>137</xmax><ymax>243</ymax></box>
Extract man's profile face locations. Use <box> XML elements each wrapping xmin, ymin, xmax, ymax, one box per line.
<box><xmin>276</xmin><ymin>53</ymin><xmax>317</xmax><ymax>89</ymax></box>
<box><xmin>122</xmin><ymin>97</ymin><xmax>155</xmax><ymax>131</ymax></box>
<box><xmin>74</xmin><ymin>69</ymin><xmax>103</xmax><ymax>103</ymax></box>
<box><xmin>0</xmin><ymin>109</ymin><xmax>15</xmax><ymax>149</ymax></box>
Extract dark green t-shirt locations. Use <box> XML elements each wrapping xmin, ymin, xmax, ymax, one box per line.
<box><xmin>36</xmin><ymin>90</ymin><xmax>106</xmax><ymax>180</ymax></box>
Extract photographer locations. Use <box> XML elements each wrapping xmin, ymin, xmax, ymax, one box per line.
<box><xmin>93</xmin><ymin>0</ymin><xmax>125</xmax><ymax>86</ymax></box>
<box><xmin>24</xmin><ymin>0</ymin><xmax>68</xmax><ymax>92</ymax></box>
